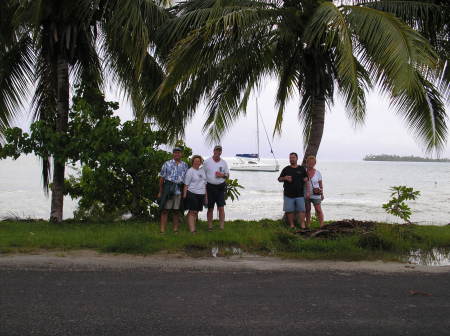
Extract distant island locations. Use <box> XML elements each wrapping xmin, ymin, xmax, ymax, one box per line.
<box><xmin>364</xmin><ymin>154</ymin><xmax>450</xmax><ymax>162</ymax></box>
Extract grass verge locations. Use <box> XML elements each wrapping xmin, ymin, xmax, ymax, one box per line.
<box><xmin>0</xmin><ymin>219</ymin><xmax>449</xmax><ymax>263</ymax></box>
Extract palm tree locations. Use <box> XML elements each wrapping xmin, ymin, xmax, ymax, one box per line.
<box><xmin>158</xmin><ymin>0</ymin><xmax>447</xmax><ymax>163</ymax></box>
<box><xmin>1</xmin><ymin>0</ymin><xmax>176</xmax><ymax>222</ymax></box>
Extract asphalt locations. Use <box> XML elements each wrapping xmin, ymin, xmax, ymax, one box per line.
<box><xmin>1</xmin><ymin>264</ymin><xmax>449</xmax><ymax>336</ymax></box>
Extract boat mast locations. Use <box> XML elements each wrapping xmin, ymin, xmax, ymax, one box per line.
<box><xmin>257</xmin><ymin>99</ymin><xmax>280</xmax><ymax>170</ymax></box>
<box><xmin>256</xmin><ymin>98</ymin><xmax>260</xmax><ymax>160</ymax></box>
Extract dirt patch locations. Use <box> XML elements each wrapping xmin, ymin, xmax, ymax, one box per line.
<box><xmin>295</xmin><ymin>219</ymin><xmax>377</xmax><ymax>238</ymax></box>
<box><xmin>1</xmin><ymin>250</ymin><xmax>449</xmax><ymax>274</ymax></box>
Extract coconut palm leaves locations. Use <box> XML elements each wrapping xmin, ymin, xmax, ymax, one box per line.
<box><xmin>159</xmin><ymin>0</ymin><xmax>447</xmax><ymax>157</ymax></box>
<box><xmin>357</xmin><ymin>0</ymin><xmax>450</xmax><ymax>95</ymax></box>
<box><xmin>0</xmin><ymin>0</ymin><xmax>176</xmax><ymax>221</ymax></box>
<box><xmin>1</xmin><ymin>0</ymin><xmax>175</xmax><ymax>134</ymax></box>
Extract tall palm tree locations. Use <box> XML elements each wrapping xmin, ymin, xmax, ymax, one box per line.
<box><xmin>0</xmin><ymin>0</ymin><xmax>176</xmax><ymax>222</ymax></box>
<box><xmin>158</xmin><ymin>0</ymin><xmax>447</xmax><ymax>163</ymax></box>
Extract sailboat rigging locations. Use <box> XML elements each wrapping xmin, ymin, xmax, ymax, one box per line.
<box><xmin>231</xmin><ymin>99</ymin><xmax>279</xmax><ymax>172</ymax></box>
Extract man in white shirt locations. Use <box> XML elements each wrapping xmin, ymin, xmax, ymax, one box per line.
<box><xmin>203</xmin><ymin>145</ymin><xmax>229</xmax><ymax>230</ymax></box>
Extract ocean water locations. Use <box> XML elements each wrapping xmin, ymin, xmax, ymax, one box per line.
<box><xmin>1</xmin><ymin>156</ymin><xmax>449</xmax><ymax>225</ymax></box>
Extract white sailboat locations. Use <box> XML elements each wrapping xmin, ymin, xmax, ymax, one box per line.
<box><xmin>230</xmin><ymin>100</ymin><xmax>279</xmax><ymax>172</ymax></box>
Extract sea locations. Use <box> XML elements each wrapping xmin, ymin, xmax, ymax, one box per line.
<box><xmin>1</xmin><ymin>156</ymin><xmax>449</xmax><ymax>225</ymax></box>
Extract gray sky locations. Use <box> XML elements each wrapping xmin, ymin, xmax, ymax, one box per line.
<box><xmin>109</xmin><ymin>79</ymin><xmax>450</xmax><ymax>161</ymax></box>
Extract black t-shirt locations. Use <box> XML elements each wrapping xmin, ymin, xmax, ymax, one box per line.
<box><xmin>279</xmin><ymin>165</ymin><xmax>308</xmax><ymax>198</ymax></box>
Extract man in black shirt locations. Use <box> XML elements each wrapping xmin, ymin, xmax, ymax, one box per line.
<box><xmin>278</xmin><ymin>152</ymin><xmax>310</xmax><ymax>229</ymax></box>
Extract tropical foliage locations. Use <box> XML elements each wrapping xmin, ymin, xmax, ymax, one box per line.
<box><xmin>0</xmin><ymin>0</ymin><xmax>180</xmax><ymax>221</ymax></box>
<box><xmin>158</xmin><ymin>0</ymin><xmax>448</xmax><ymax>163</ymax></box>
<box><xmin>382</xmin><ymin>185</ymin><xmax>421</xmax><ymax>224</ymax></box>
<box><xmin>0</xmin><ymin>85</ymin><xmax>178</xmax><ymax>220</ymax></box>
<box><xmin>225</xmin><ymin>178</ymin><xmax>244</xmax><ymax>201</ymax></box>
<box><xmin>359</xmin><ymin>0</ymin><xmax>450</xmax><ymax>95</ymax></box>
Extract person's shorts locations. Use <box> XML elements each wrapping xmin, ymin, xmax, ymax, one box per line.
<box><xmin>164</xmin><ymin>194</ymin><xmax>182</xmax><ymax>210</ymax></box>
<box><xmin>206</xmin><ymin>182</ymin><xmax>226</xmax><ymax>209</ymax></box>
<box><xmin>185</xmin><ymin>191</ymin><xmax>205</xmax><ymax>212</ymax></box>
<box><xmin>283</xmin><ymin>196</ymin><xmax>306</xmax><ymax>213</ymax></box>
<box><xmin>308</xmin><ymin>198</ymin><xmax>322</xmax><ymax>206</ymax></box>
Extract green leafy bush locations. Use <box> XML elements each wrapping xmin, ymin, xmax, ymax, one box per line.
<box><xmin>382</xmin><ymin>186</ymin><xmax>421</xmax><ymax>224</ymax></box>
<box><xmin>0</xmin><ymin>84</ymin><xmax>175</xmax><ymax>220</ymax></box>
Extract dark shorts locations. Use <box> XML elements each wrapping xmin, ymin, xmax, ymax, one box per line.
<box><xmin>308</xmin><ymin>198</ymin><xmax>322</xmax><ymax>206</ymax></box>
<box><xmin>185</xmin><ymin>191</ymin><xmax>205</xmax><ymax>212</ymax></box>
<box><xmin>206</xmin><ymin>182</ymin><xmax>226</xmax><ymax>209</ymax></box>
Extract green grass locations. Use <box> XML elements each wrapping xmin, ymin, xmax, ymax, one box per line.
<box><xmin>1</xmin><ymin>219</ymin><xmax>450</xmax><ymax>263</ymax></box>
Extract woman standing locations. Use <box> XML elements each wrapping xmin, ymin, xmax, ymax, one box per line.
<box><xmin>305</xmin><ymin>156</ymin><xmax>325</xmax><ymax>228</ymax></box>
<box><xmin>183</xmin><ymin>155</ymin><xmax>207</xmax><ymax>233</ymax></box>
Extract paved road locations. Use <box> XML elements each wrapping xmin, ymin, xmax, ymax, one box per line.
<box><xmin>1</xmin><ymin>265</ymin><xmax>449</xmax><ymax>336</ymax></box>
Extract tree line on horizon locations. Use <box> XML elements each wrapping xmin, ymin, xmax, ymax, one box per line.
<box><xmin>364</xmin><ymin>154</ymin><xmax>450</xmax><ymax>162</ymax></box>
<box><xmin>0</xmin><ymin>0</ymin><xmax>449</xmax><ymax>221</ymax></box>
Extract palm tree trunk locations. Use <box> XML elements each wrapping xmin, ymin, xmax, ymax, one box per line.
<box><xmin>50</xmin><ymin>55</ymin><xmax>69</xmax><ymax>222</ymax></box>
<box><xmin>302</xmin><ymin>96</ymin><xmax>325</xmax><ymax>165</ymax></box>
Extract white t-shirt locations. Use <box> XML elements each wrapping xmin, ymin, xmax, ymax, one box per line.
<box><xmin>309</xmin><ymin>169</ymin><xmax>323</xmax><ymax>199</ymax></box>
<box><xmin>184</xmin><ymin>167</ymin><xmax>207</xmax><ymax>194</ymax></box>
<box><xmin>203</xmin><ymin>157</ymin><xmax>229</xmax><ymax>184</ymax></box>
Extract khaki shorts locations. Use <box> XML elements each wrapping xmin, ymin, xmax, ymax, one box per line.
<box><xmin>164</xmin><ymin>194</ymin><xmax>182</xmax><ymax>210</ymax></box>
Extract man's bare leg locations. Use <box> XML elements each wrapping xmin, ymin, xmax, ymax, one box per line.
<box><xmin>298</xmin><ymin>211</ymin><xmax>306</xmax><ymax>229</ymax></box>
<box><xmin>160</xmin><ymin>210</ymin><xmax>168</xmax><ymax>233</ymax></box>
<box><xmin>173</xmin><ymin>211</ymin><xmax>180</xmax><ymax>232</ymax></box>
<box><xmin>207</xmin><ymin>208</ymin><xmax>214</xmax><ymax>230</ymax></box>
<box><xmin>218</xmin><ymin>207</ymin><xmax>225</xmax><ymax>230</ymax></box>
<box><xmin>286</xmin><ymin>212</ymin><xmax>295</xmax><ymax>228</ymax></box>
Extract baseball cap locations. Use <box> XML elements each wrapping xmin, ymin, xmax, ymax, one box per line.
<box><xmin>172</xmin><ymin>147</ymin><xmax>182</xmax><ymax>152</ymax></box>
<box><xmin>214</xmin><ymin>145</ymin><xmax>222</xmax><ymax>150</ymax></box>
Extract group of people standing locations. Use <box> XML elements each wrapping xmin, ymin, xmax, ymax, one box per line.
<box><xmin>158</xmin><ymin>146</ymin><xmax>324</xmax><ymax>234</ymax></box>
<box><xmin>278</xmin><ymin>153</ymin><xmax>324</xmax><ymax>229</ymax></box>
<box><xmin>158</xmin><ymin>145</ymin><xmax>229</xmax><ymax>234</ymax></box>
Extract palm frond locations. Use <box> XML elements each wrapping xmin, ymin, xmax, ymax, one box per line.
<box><xmin>71</xmin><ymin>25</ymin><xmax>103</xmax><ymax>90</ymax></box>
<box><xmin>391</xmin><ymin>70</ymin><xmax>447</xmax><ymax>153</ymax></box>
<box><xmin>347</xmin><ymin>5</ymin><xmax>438</xmax><ymax>80</ymax></box>
<box><xmin>0</xmin><ymin>34</ymin><xmax>35</xmax><ymax>138</ymax></box>
<box><xmin>305</xmin><ymin>1</ymin><xmax>370</xmax><ymax>126</ymax></box>
<box><xmin>346</xmin><ymin>5</ymin><xmax>447</xmax><ymax>151</ymax></box>
<box><xmin>101</xmin><ymin>0</ymin><xmax>169</xmax><ymax>78</ymax></box>
<box><xmin>358</xmin><ymin>0</ymin><xmax>449</xmax><ymax>93</ymax></box>
<box><xmin>159</xmin><ymin>1</ymin><xmax>278</xmax><ymax>97</ymax></box>
<box><xmin>357</xmin><ymin>1</ymin><xmax>444</xmax><ymax>33</ymax></box>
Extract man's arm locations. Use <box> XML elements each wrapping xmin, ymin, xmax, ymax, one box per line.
<box><xmin>278</xmin><ymin>168</ymin><xmax>288</xmax><ymax>182</ymax></box>
<box><xmin>158</xmin><ymin>162</ymin><xmax>167</xmax><ymax>198</ymax></box>
<box><xmin>223</xmin><ymin>161</ymin><xmax>230</xmax><ymax>178</ymax></box>
<box><xmin>158</xmin><ymin>176</ymin><xmax>164</xmax><ymax>198</ymax></box>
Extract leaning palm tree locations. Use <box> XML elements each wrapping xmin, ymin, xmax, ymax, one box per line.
<box><xmin>0</xmin><ymin>0</ymin><xmax>176</xmax><ymax>221</ymax></box>
<box><xmin>158</xmin><ymin>0</ymin><xmax>447</xmax><ymax>163</ymax></box>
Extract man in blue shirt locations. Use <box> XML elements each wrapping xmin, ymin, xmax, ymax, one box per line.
<box><xmin>158</xmin><ymin>147</ymin><xmax>188</xmax><ymax>233</ymax></box>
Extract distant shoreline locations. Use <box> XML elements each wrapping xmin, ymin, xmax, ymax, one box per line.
<box><xmin>364</xmin><ymin>154</ymin><xmax>450</xmax><ymax>163</ymax></box>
